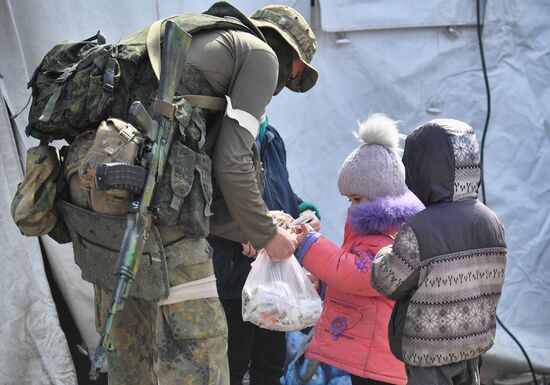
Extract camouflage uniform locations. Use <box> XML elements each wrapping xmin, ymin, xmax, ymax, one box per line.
<box><xmin>94</xmin><ymin>237</ymin><xmax>228</xmax><ymax>385</ymax></box>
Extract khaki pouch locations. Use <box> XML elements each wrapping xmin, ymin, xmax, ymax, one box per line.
<box><xmin>11</xmin><ymin>145</ymin><xmax>61</xmax><ymax>236</ymax></box>
<box><xmin>65</xmin><ymin>118</ymin><xmax>143</xmax><ymax>216</ymax></box>
<box><xmin>64</xmin><ymin>130</ymin><xmax>96</xmax><ymax>210</ymax></box>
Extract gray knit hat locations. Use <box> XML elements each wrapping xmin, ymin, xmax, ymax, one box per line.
<box><xmin>338</xmin><ymin>113</ymin><xmax>407</xmax><ymax>200</ymax></box>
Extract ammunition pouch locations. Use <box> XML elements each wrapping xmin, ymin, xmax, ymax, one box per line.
<box><xmin>153</xmin><ymin>97</ymin><xmax>213</xmax><ymax>238</ymax></box>
<box><xmin>78</xmin><ymin>118</ymin><xmax>143</xmax><ymax>216</ymax></box>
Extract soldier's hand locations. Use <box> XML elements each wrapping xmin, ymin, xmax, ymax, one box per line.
<box><xmin>241</xmin><ymin>242</ymin><xmax>259</xmax><ymax>259</ymax></box>
<box><xmin>265</xmin><ymin>227</ymin><xmax>297</xmax><ymax>260</ymax></box>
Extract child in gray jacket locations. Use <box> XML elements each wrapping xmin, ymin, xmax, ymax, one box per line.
<box><xmin>371</xmin><ymin>119</ymin><xmax>507</xmax><ymax>385</ymax></box>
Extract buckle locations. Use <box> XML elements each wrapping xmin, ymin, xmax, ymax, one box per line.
<box><xmin>153</xmin><ymin>98</ymin><xmax>176</xmax><ymax>120</ymax></box>
<box><xmin>102</xmin><ymin>58</ymin><xmax>116</xmax><ymax>93</ymax></box>
<box><xmin>56</xmin><ymin>63</ymin><xmax>78</xmax><ymax>84</ymax></box>
<box><xmin>118</xmin><ymin>123</ymin><xmax>138</xmax><ymax>142</ymax></box>
<box><xmin>102</xmin><ymin>79</ymin><xmax>114</xmax><ymax>92</ymax></box>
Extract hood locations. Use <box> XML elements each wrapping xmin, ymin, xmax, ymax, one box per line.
<box><xmin>402</xmin><ymin>119</ymin><xmax>481</xmax><ymax>206</ymax></box>
<box><xmin>347</xmin><ymin>191</ymin><xmax>424</xmax><ymax>236</ymax></box>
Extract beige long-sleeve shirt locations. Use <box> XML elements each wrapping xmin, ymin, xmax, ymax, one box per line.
<box><xmin>185</xmin><ymin>29</ymin><xmax>278</xmax><ymax>248</ymax></box>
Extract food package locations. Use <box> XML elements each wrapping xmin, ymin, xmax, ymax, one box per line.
<box><xmin>242</xmin><ymin>250</ymin><xmax>322</xmax><ymax>331</ymax></box>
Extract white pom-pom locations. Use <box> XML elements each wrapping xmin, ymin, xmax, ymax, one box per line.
<box><xmin>356</xmin><ymin>113</ymin><xmax>399</xmax><ymax>149</ymax></box>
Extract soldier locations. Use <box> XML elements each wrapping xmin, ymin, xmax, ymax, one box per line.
<box><xmin>60</xmin><ymin>3</ymin><xmax>318</xmax><ymax>385</ymax></box>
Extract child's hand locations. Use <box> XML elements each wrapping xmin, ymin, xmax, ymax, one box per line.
<box><xmin>293</xmin><ymin>223</ymin><xmax>312</xmax><ymax>247</ymax></box>
<box><xmin>292</xmin><ymin>210</ymin><xmax>321</xmax><ymax>231</ymax></box>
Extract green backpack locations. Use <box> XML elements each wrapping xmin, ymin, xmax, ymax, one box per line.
<box><xmin>26</xmin><ymin>31</ymin><xmax>139</xmax><ymax>141</ymax></box>
<box><xmin>25</xmin><ymin>2</ymin><xmax>263</xmax><ymax>142</ymax></box>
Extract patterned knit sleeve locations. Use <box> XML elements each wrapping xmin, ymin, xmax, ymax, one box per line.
<box><xmin>370</xmin><ymin>223</ymin><xmax>421</xmax><ymax>300</ymax></box>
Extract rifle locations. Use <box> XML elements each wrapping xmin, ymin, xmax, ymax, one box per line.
<box><xmin>88</xmin><ymin>20</ymin><xmax>192</xmax><ymax>380</ymax></box>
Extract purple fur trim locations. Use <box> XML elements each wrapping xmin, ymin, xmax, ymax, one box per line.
<box><xmin>347</xmin><ymin>191</ymin><xmax>424</xmax><ymax>235</ymax></box>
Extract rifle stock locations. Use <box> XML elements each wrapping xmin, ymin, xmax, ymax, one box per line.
<box><xmin>159</xmin><ymin>21</ymin><xmax>192</xmax><ymax>102</ymax></box>
<box><xmin>88</xmin><ymin>21</ymin><xmax>192</xmax><ymax>380</ymax></box>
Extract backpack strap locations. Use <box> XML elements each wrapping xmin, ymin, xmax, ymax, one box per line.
<box><xmin>182</xmin><ymin>94</ymin><xmax>226</xmax><ymax>111</ymax></box>
<box><xmin>38</xmin><ymin>63</ymin><xmax>79</xmax><ymax>122</ymax></box>
<box><xmin>203</xmin><ymin>1</ymin><xmax>266</xmax><ymax>43</ymax></box>
<box><xmin>147</xmin><ymin>18</ymin><xmax>226</xmax><ymax>111</ymax></box>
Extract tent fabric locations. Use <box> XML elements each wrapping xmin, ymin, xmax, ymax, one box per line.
<box><xmin>0</xmin><ymin>79</ymin><xmax>76</xmax><ymax>385</ymax></box>
<box><xmin>0</xmin><ymin>0</ymin><xmax>549</xmax><ymax>384</ymax></box>
<box><xmin>318</xmin><ymin>0</ymin><xmax>478</xmax><ymax>32</ymax></box>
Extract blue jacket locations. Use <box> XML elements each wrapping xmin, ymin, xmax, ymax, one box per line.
<box><xmin>209</xmin><ymin>124</ymin><xmax>313</xmax><ymax>299</ymax></box>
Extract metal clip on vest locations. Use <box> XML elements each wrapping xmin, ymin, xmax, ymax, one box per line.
<box><xmin>153</xmin><ymin>98</ymin><xmax>176</xmax><ymax>120</ymax></box>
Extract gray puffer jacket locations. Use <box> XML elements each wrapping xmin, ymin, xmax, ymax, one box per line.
<box><xmin>371</xmin><ymin>119</ymin><xmax>507</xmax><ymax>367</ymax></box>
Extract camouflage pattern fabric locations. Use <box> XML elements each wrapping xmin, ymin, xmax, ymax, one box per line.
<box><xmin>11</xmin><ymin>145</ymin><xmax>61</xmax><ymax>236</ymax></box>
<box><xmin>94</xmin><ymin>238</ymin><xmax>229</xmax><ymax>385</ymax></box>
<box><xmin>250</xmin><ymin>5</ymin><xmax>318</xmax><ymax>92</ymax></box>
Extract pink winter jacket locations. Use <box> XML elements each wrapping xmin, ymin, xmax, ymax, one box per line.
<box><xmin>295</xmin><ymin>192</ymin><xmax>423</xmax><ymax>385</ymax></box>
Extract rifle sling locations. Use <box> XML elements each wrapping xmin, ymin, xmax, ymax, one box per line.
<box><xmin>147</xmin><ymin>16</ymin><xmax>177</xmax><ymax>81</ymax></box>
<box><xmin>183</xmin><ymin>94</ymin><xmax>226</xmax><ymax>111</ymax></box>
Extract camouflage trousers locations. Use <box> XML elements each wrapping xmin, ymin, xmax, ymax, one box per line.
<box><xmin>94</xmin><ymin>238</ymin><xmax>229</xmax><ymax>385</ymax></box>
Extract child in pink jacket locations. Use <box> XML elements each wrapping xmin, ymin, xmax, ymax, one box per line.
<box><xmin>295</xmin><ymin>114</ymin><xmax>424</xmax><ymax>385</ymax></box>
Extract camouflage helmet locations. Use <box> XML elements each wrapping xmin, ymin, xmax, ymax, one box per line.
<box><xmin>251</xmin><ymin>5</ymin><xmax>318</xmax><ymax>93</ymax></box>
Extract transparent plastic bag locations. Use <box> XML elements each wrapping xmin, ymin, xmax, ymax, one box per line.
<box><xmin>242</xmin><ymin>250</ymin><xmax>323</xmax><ymax>331</ymax></box>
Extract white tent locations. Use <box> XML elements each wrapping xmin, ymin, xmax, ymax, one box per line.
<box><xmin>1</xmin><ymin>1</ymin><xmax>549</xmax><ymax>384</ymax></box>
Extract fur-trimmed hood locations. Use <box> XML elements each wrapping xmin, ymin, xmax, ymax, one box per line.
<box><xmin>347</xmin><ymin>191</ymin><xmax>424</xmax><ymax>235</ymax></box>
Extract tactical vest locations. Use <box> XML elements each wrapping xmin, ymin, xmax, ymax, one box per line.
<box><xmin>58</xmin><ymin>8</ymin><xmax>266</xmax><ymax>300</ymax></box>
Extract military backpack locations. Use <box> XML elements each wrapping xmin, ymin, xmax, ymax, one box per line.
<box><xmin>25</xmin><ymin>2</ymin><xmax>262</xmax><ymax>142</ymax></box>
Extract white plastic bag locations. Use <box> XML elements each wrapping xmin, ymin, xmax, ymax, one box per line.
<box><xmin>242</xmin><ymin>250</ymin><xmax>323</xmax><ymax>331</ymax></box>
